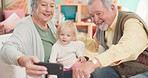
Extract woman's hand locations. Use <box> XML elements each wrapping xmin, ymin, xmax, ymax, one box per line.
<box><xmin>18</xmin><ymin>56</ymin><xmax>48</xmax><ymax>77</ymax></box>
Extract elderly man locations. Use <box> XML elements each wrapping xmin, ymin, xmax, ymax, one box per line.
<box><xmin>73</xmin><ymin>0</ymin><xmax>148</xmax><ymax>78</ymax></box>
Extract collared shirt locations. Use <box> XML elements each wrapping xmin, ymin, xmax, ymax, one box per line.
<box><xmin>96</xmin><ymin>11</ymin><xmax>148</xmax><ymax>67</ymax></box>
<box><xmin>105</xmin><ymin>11</ymin><xmax>118</xmax><ymax>47</ymax></box>
<box><xmin>78</xmin><ymin>11</ymin><xmax>148</xmax><ymax>67</ymax></box>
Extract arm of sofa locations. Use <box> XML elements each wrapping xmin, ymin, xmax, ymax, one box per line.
<box><xmin>0</xmin><ymin>33</ymin><xmax>26</xmax><ymax>78</ymax></box>
<box><xmin>0</xmin><ymin>22</ymin><xmax>14</xmax><ymax>35</ymax></box>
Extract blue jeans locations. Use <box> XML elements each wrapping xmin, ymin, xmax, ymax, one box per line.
<box><xmin>91</xmin><ymin>66</ymin><xmax>148</xmax><ymax>78</ymax></box>
<box><xmin>130</xmin><ymin>72</ymin><xmax>148</xmax><ymax>78</ymax></box>
<box><xmin>58</xmin><ymin>70</ymin><xmax>72</xmax><ymax>78</ymax></box>
<box><xmin>91</xmin><ymin>66</ymin><xmax>120</xmax><ymax>78</ymax></box>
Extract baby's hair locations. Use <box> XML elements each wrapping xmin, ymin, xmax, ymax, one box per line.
<box><xmin>56</xmin><ymin>20</ymin><xmax>78</xmax><ymax>39</ymax></box>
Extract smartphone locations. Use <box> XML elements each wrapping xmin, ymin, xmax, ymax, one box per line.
<box><xmin>35</xmin><ymin>62</ymin><xmax>64</xmax><ymax>75</ymax></box>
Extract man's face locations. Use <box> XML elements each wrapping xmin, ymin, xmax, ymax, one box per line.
<box><xmin>88</xmin><ymin>0</ymin><xmax>116</xmax><ymax>31</ymax></box>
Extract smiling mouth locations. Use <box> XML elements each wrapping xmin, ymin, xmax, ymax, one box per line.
<box><xmin>62</xmin><ymin>40</ymin><xmax>67</xmax><ymax>42</ymax></box>
<box><xmin>96</xmin><ymin>20</ymin><xmax>104</xmax><ymax>25</ymax></box>
<box><xmin>43</xmin><ymin>12</ymin><xmax>52</xmax><ymax>16</ymax></box>
<box><xmin>43</xmin><ymin>14</ymin><xmax>50</xmax><ymax>17</ymax></box>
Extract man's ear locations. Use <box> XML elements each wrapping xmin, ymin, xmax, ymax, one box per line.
<box><xmin>111</xmin><ymin>3</ymin><xmax>116</xmax><ymax>11</ymax></box>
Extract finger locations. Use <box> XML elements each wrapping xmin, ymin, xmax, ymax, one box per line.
<box><xmin>84</xmin><ymin>74</ymin><xmax>90</xmax><ymax>78</ymax></box>
<box><xmin>81</xmin><ymin>75</ymin><xmax>85</xmax><ymax>78</ymax></box>
<box><xmin>30</xmin><ymin>56</ymin><xmax>40</xmax><ymax>63</ymax></box>
<box><xmin>83</xmin><ymin>70</ymin><xmax>91</xmax><ymax>78</ymax></box>
<box><xmin>74</xmin><ymin>68</ymin><xmax>85</xmax><ymax>78</ymax></box>
<box><xmin>82</xmin><ymin>58</ymin><xmax>86</xmax><ymax>62</ymax></box>
<box><xmin>30</xmin><ymin>64</ymin><xmax>47</xmax><ymax>71</ymax></box>
<box><xmin>84</xmin><ymin>58</ymin><xmax>87</xmax><ymax>62</ymax></box>
<box><xmin>26</xmin><ymin>63</ymin><xmax>48</xmax><ymax>76</ymax></box>
<box><xmin>26</xmin><ymin>65</ymin><xmax>48</xmax><ymax>77</ymax></box>
<box><xmin>78</xmin><ymin>58</ymin><xmax>81</xmax><ymax>61</ymax></box>
<box><xmin>79</xmin><ymin>71</ymin><xmax>85</xmax><ymax>78</ymax></box>
<box><xmin>27</xmin><ymin>69</ymin><xmax>47</xmax><ymax>77</ymax></box>
<box><xmin>27</xmin><ymin>56</ymin><xmax>47</xmax><ymax>71</ymax></box>
<box><xmin>73</xmin><ymin>68</ymin><xmax>80</xmax><ymax>78</ymax></box>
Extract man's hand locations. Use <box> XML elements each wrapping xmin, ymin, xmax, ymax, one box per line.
<box><xmin>73</xmin><ymin>57</ymin><xmax>101</xmax><ymax>78</ymax></box>
<box><xmin>72</xmin><ymin>61</ymin><xmax>96</xmax><ymax>78</ymax></box>
<box><xmin>0</xmin><ymin>22</ymin><xmax>4</xmax><ymax>26</ymax></box>
<box><xmin>18</xmin><ymin>56</ymin><xmax>48</xmax><ymax>77</ymax></box>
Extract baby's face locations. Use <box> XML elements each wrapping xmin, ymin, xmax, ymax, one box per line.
<box><xmin>59</xmin><ymin>27</ymin><xmax>75</xmax><ymax>45</ymax></box>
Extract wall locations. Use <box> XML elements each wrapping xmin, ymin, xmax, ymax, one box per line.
<box><xmin>3</xmin><ymin>0</ymin><xmax>28</xmax><ymax>14</ymax></box>
<box><xmin>136</xmin><ymin>0</ymin><xmax>148</xmax><ymax>25</ymax></box>
<box><xmin>119</xmin><ymin>0</ymin><xmax>148</xmax><ymax>25</ymax></box>
<box><xmin>119</xmin><ymin>0</ymin><xmax>140</xmax><ymax>12</ymax></box>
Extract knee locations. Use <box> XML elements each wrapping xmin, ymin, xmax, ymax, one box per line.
<box><xmin>90</xmin><ymin>67</ymin><xmax>120</xmax><ymax>78</ymax></box>
<box><xmin>91</xmin><ymin>68</ymin><xmax>107</xmax><ymax>78</ymax></box>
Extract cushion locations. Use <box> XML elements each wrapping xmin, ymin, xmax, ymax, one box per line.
<box><xmin>2</xmin><ymin>13</ymin><xmax>20</xmax><ymax>33</ymax></box>
<box><xmin>3</xmin><ymin>9</ymin><xmax>25</xmax><ymax>19</ymax></box>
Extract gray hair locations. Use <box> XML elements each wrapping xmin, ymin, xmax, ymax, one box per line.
<box><xmin>88</xmin><ymin>0</ymin><xmax>117</xmax><ymax>10</ymax></box>
<box><xmin>31</xmin><ymin>0</ymin><xmax>55</xmax><ymax>8</ymax></box>
<box><xmin>31</xmin><ymin>0</ymin><xmax>39</xmax><ymax>8</ymax></box>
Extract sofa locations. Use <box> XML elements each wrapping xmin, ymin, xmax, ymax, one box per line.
<box><xmin>0</xmin><ymin>33</ymin><xmax>26</xmax><ymax>78</ymax></box>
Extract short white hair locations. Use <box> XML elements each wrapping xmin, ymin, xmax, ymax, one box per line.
<box><xmin>88</xmin><ymin>0</ymin><xmax>117</xmax><ymax>9</ymax></box>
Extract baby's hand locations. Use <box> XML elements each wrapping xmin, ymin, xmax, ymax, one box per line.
<box><xmin>78</xmin><ymin>56</ymin><xmax>86</xmax><ymax>63</ymax></box>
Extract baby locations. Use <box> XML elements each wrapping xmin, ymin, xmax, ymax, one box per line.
<box><xmin>49</xmin><ymin>20</ymin><xmax>86</xmax><ymax>78</ymax></box>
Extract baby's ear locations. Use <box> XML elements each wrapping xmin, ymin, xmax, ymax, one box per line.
<box><xmin>72</xmin><ymin>36</ymin><xmax>77</xmax><ymax>41</ymax></box>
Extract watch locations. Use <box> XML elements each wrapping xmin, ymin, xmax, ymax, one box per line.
<box><xmin>89</xmin><ymin>57</ymin><xmax>100</xmax><ymax>68</ymax></box>
<box><xmin>89</xmin><ymin>57</ymin><xmax>98</xmax><ymax>65</ymax></box>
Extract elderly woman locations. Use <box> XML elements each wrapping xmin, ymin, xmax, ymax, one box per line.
<box><xmin>0</xmin><ymin>0</ymin><xmax>57</xmax><ymax>78</ymax></box>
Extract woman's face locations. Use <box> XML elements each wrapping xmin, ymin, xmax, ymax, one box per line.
<box><xmin>33</xmin><ymin>0</ymin><xmax>55</xmax><ymax>23</ymax></box>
